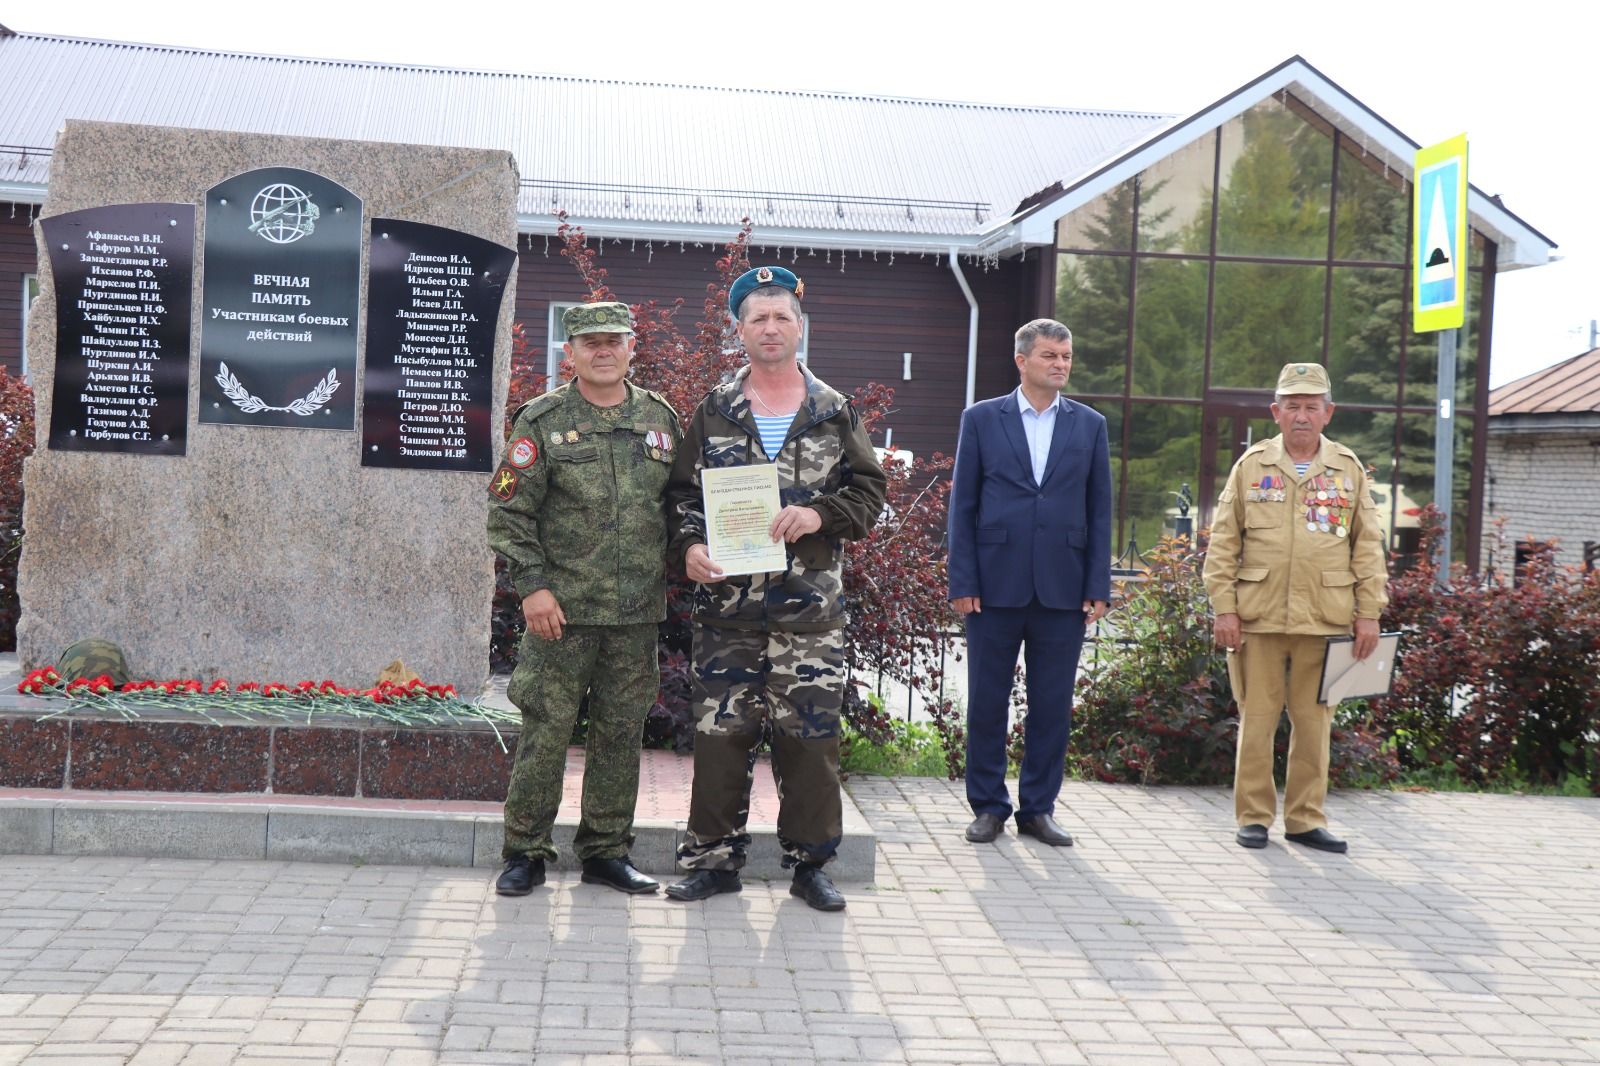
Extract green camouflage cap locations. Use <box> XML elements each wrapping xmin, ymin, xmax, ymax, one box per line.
<box><xmin>57</xmin><ymin>638</ymin><xmax>130</xmax><ymax>685</ymax></box>
<box><xmin>1276</xmin><ymin>362</ymin><xmax>1332</xmax><ymax>396</ymax></box>
<box><xmin>563</xmin><ymin>301</ymin><xmax>634</xmax><ymax>336</ymax></box>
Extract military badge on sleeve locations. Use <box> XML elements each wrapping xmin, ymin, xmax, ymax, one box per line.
<box><xmin>508</xmin><ymin>436</ymin><xmax>539</xmax><ymax>468</ymax></box>
<box><xmin>489</xmin><ymin>465</ymin><xmax>519</xmax><ymax>500</ymax></box>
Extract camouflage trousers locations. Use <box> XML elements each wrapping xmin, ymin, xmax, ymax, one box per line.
<box><xmin>677</xmin><ymin>626</ymin><xmax>844</xmax><ymax>872</ymax></box>
<box><xmin>502</xmin><ymin>622</ymin><xmax>658</xmax><ymax>863</ymax></box>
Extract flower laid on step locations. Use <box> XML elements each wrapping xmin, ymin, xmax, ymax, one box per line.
<box><xmin>19</xmin><ymin>670</ymin><xmax>458</xmax><ymax>704</ymax></box>
<box><xmin>17</xmin><ymin>667</ymin><xmax>61</xmax><ymax>693</ymax></box>
<box><xmin>15</xmin><ymin>667</ymin><xmax>506</xmax><ymax>748</ymax></box>
<box><xmin>63</xmin><ymin>674</ymin><xmax>115</xmax><ymax>694</ymax></box>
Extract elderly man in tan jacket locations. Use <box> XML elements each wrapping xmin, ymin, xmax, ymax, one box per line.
<box><xmin>1203</xmin><ymin>362</ymin><xmax>1389</xmax><ymax>854</ymax></box>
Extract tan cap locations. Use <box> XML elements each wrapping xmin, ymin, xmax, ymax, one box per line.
<box><xmin>1275</xmin><ymin>362</ymin><xmax>1331</xmax><ymax>395</ymax></box>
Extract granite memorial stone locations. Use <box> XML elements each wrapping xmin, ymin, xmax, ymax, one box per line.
<box><xmin>18</xmin><ymin>120</ymin><xmax>519</xmax><ymax>692</ymax></box>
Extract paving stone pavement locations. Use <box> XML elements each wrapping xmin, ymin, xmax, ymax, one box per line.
<box><xmin>2</xmin><ymin>776</ymin><xmax>1599</xmax><ymax>1065</ymax></box>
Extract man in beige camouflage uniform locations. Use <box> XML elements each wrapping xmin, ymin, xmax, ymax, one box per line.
<box><xmin>1203</xmin><ymin>362</ymin><xmax>1388</xmax><ymax>855</ymax></box>
<box><xmin>662</xmin><ymin>266</ymin><xmax>886</xmax><ymax>912</ymax></box>
<box><xmin>487</xmin><ymin>300</ymin><xmax>679</xmax><ymax>895</ymax></box>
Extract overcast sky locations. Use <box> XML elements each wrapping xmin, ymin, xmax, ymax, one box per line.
<box><xmin>14</xmin><ymin>0</ymin><xmax>1591</xmax><ymax>386</ymax></box>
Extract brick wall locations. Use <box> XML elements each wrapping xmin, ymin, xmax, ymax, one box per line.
<box><xmin>1483</xmin><ymin>428</ymin><xmax>1600</xmax><ymax>572</ymax></box>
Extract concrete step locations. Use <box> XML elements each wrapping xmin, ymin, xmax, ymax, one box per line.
<box><xmin>0</xmin><ymin>769</ymin><xmax>877</xmax><ymax>881</ymax></box>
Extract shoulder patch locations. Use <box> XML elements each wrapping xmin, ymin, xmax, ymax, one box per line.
<box><xmin>489</xmin><ymin>465</ymin><xmax>519</xmax><ymax>501</ymax></box>
<box><xmin>507</xmin><ymin>436</ymin><xmax>539</xmax><ymax>469</ymax></box>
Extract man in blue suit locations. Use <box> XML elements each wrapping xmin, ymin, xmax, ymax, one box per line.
<box><xmin>946</xmin><ymin>318</ymin><xmax>1112</xmax><ymax>846</ymax></box>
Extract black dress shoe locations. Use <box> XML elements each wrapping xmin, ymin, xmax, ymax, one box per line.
<box><xmin>664</xmin><ymin>869</ymin><xmax>742</xmax><ymax>901</ymax></box>
<box><xmin>790</xmin><ymin>864</ymin><xmax>846</xmax><ymax>912</ymax></box>
<box><xmin>1285</xmin><ymin>827</ymin><xmax>1348</xmax><ymax>853</ymax></box>
<box><xmin>495</xmin><ymin>856</ymin><xmax>545</xmax><ymax>895</ymax></box>
<box><xmin>581</xmin><ymin>856</ymin><xmax>660</xmax><ymax>894</ymax></box>
<box><xmin>965</xmin><ymin>812</ymin><xmax>1005</xmax><ymax>843</ymax></box>
<box><xmin>1016</xmin><ymin>814</ymin><xmax>1074</xmax><ymax>847</ymax></box>
<box><xmin>1236</xmin><ymin>824</ymin><xmax>1269</xmax><ymax>849</ymax></box>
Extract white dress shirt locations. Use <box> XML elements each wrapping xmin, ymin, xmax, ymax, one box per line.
<box><xmin>1015</xmin><ymin>386</ymin><xmax>1061</xmax><ymax>485</ymax></box>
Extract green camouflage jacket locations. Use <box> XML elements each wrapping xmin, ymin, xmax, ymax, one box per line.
<box><xmin>488</xmin><ymin>381</ymin><xmax>679</xmax><ymax>625</ymax></box>
<box><xmin>666</xmin><ymin>364</ymin><xmax>887</xmax><ymax>633</ymax></box>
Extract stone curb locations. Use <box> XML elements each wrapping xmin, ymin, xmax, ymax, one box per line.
<box><xmin>0</xmin><ymin>791</ymin><xmax>877</xmax><ymax>880</ymax></box>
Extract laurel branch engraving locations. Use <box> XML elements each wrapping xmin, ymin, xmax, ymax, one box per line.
<box><xmin>216</xmin><ymin>362</ymin><xmax>340</xmax><ymax>416</ymax></box>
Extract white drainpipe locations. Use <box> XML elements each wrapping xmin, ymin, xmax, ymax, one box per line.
<box><xmin>948</xmin><ymin>247</ymin><xmax>979</xmax><ymax>408</ymax></box>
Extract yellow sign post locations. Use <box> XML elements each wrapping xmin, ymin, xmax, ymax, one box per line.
<box><xmin>1412</xmin><ymin>134</ymin><xmax>1468</xmax><ymax>580</ymax></box>
<box><xmin>1412</xmin><ymin>134</ymin><xmax>1469</xmax><ymax>333</ymax></box>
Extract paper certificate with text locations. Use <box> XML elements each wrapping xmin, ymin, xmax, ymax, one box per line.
<box><xmin>702</xmin><ymin>465</ymin><xmax>788</xmax><ymax>576</ymax></box>
<box><xmin>1317</xmin><ymin>632</ymin><xmax>1402</xmax><ymax>705</ymax></box>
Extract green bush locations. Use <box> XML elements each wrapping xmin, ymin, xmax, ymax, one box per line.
<box><xmin>1071</xmin><ymin>535</ymin><xmax>1399</xmax><ymax>787</ymax></box>
<box><xmin>840</xmin><ymin>705</ymin><xmax>950</xmax><ymax>778</ymax></box>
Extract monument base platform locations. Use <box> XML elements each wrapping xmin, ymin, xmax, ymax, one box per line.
<box><xmin>0</xmin><ymin>670</ymin><xmax>876</xmax><ymax>880</ymax></box>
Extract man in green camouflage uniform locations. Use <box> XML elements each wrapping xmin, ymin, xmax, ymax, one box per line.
<box><xmin>487</xmin><ymin>300</ymin><xmax>680</xmax><ymax>896</ymax></box>
<box><xmin>662</xmin><ymin>266</ymin><xmax>886</xmax><ymax>912</ymax></box>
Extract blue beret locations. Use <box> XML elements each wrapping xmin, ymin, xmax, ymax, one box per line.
<box><xmin>729</xmin><ymin>265</ymin><xmax>805</xmax><ymax>316</ymax></box>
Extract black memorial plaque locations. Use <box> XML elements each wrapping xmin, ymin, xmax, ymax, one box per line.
<box><xmin>200</xmin><ymin>167</ymin><xmax>362</xmax><ymax>429</ymax></box>
<box><xmin>42</xmin><ymin>203</ymin><xmax>194</xmax><ymax>454</ymax></box>
<box><xmin>361</xmin><ymin>219</ymin><xmax>515</xmax><ymax>472</ymax></box>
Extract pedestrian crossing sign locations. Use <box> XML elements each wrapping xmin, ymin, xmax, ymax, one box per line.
<box><xmin>1412</xmin><ymin>134</ymin><xmax>1469</xmax><ymax>333</ymax></box>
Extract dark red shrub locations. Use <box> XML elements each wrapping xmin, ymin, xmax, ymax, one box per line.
<box><xmin>1371</xmin><ymin>508</ymin><xmax>1600</xmax><ymax>792</ymax></box>
<box><xmin>0</xmin><ymin>369</ymin><xmax>35</xmax><ymax>650</ymax></box>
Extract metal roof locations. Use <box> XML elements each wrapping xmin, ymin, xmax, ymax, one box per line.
<box><xmin>0</xmin><ymin>30</ymin><xmax>1170</xmax><ymax>248</ymax></box>
<box><xmin>1489</xmin><ymin>348</ymin><xmax>1600</xmax><ymax>416</ymax></box>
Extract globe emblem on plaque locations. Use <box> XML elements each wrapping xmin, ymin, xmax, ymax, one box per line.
<box><xmin>247</xmin><ymin>183</ymin><xmax>320</xmax><ymax>244</ymax></box>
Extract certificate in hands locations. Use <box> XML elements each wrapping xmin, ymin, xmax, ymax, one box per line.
<box><xmin>1317</xmin><ymin>632</ymin><xmax>1402</xmax><ymax>705</ymax></box>
<box><xmin>701</xmin><ymin>464</ymin><xmax>788</xmax><ymax>576</ymax></box>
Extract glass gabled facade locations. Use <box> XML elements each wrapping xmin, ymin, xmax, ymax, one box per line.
<box><xmin>1055</xmin><ymin>93</ymin><xmax>1489</xmax><ymax>562</ymax></box>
